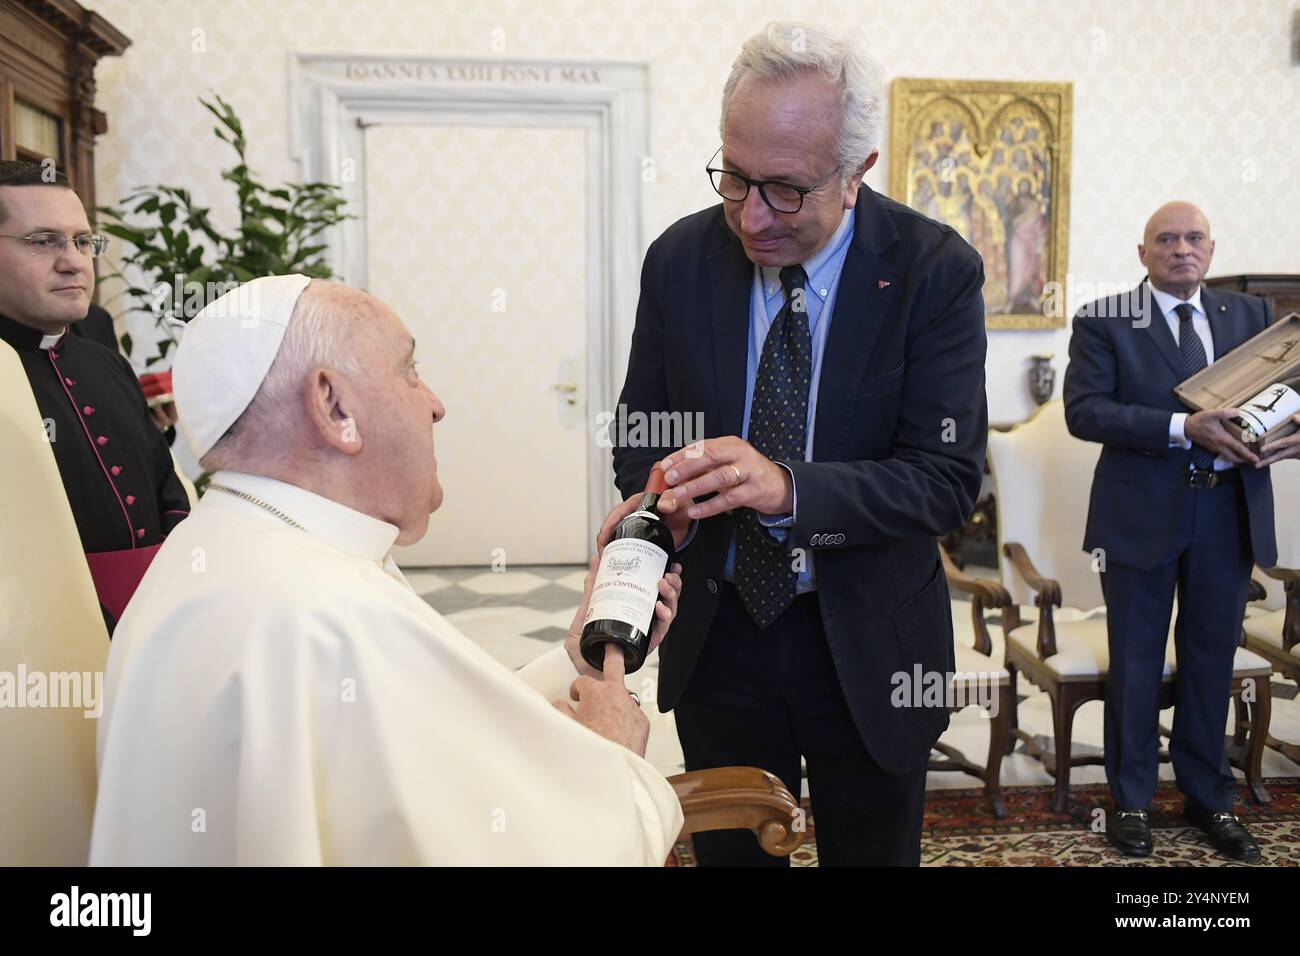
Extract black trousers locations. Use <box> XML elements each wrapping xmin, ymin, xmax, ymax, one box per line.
<box><xmin>673</xmin><ymin>582</ymin><xmax>928</xmax><ymax>866</ymax></box>
<box><xmin>1101</xmin><ymin>473</ymin><xmax>1254</xmax><ymax>812</ymax></box>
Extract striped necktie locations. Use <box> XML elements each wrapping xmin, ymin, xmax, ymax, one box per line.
<box><xmin>1175</xmin><ymin>302</ymin><xmax>1218</xmax><ymax>472</ymax></box>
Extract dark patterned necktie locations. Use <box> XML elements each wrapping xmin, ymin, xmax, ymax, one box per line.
<box><xmin>1176</xmin><ymin>303</ymin><xmax>1217</xmax><ymax>472</ymax></box>
<box><xmin>735</xmin><ymin>264</ymin><xmax>810</xmax><ymax>629</ymax></box>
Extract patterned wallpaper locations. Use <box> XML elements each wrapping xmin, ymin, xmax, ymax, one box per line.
<box><xmin>365</xmin><ymin>123</ymin><xmax>591</xmax><ymax>564</ymax></box>
<box><xmin>90</xmin><ymin>0</ymin><xmax>1300</xmax><ymax>427</ymax></box>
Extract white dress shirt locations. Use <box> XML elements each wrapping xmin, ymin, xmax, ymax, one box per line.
<box><xmin>1153</xmin><ymin>285</ymin><xmax>1231</xmax><ymax>470</ymax></box>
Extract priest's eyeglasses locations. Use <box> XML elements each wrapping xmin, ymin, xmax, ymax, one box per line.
<box><xmin>706</xmin><ymin>147</ymin><xmax>841</xmax><ymax>214</ymax></box>
<box><xmin>0</xmin><ymin>231</ymin><xmax>110</xmax><ymax>259</ymax></box>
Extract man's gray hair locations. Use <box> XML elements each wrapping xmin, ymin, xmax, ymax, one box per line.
<box><xmin>720</xmin><ymin>21</ymin><xmax>885</xmax><ymax>177</ymax></box>
<box><xmin>200</xmin><ymin>280</ymin><xmax>364</xmax><ymax>473</ymax></box>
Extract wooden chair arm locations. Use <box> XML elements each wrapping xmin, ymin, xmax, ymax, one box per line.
<box><xmin>1260</xmin><ymin>566</ymin><xmax>1300</xmax><ymax>585</ymax></box>
<box><xmin>1001</xmin><ymin>543</ymin><xmax>1062</xmax><ymax>607</ymax></box>
<box><xmin>941</xmin><ymin>544</ymin><xmax>1010</xmax><ymax>657</ymax></box>
<box><xmin>941</xmin><ymin>544</ymin><xmax>1011</xmax><ymax>606</ymax></box>
<box><xmin>667</xmin><ymin>766</ymin><xmax>803</xmax><ymax>858</ymax></box>
<box><xmin>1252</xmin><ymin>570</ymin><xmax>1300</xmax><ymax>654</ymax></box>
<box><xmin>1002</xmin><ymin>542</ymin><xmax>1061</xmax><ymax>659</ymax></box>
<box><xmin>1248</xmin><ymin>578</ymin><xmax>1268</xmax><ymax>602</ymax></box>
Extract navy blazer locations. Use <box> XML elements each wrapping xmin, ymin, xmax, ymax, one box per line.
<box><xmin>612</xmin><ymin>185</ymin><xmax>988</xmax><ymax>774</ymax></box>
<box><xmin>1064</xmin><ymin>281</ymin><xmax>1276</xmax><ymax>570</ymax></box>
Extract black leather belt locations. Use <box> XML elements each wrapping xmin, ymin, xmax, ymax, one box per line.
<box><xmin>1188</xmin><ymin>468</ymin><xmax>1240</xmax><ymax>489</ymax></box>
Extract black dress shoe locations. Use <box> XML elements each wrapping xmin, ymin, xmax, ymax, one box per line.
<box><xmin>1183</xmin><ymin>803</ymin><xmax>1261</xmax><ymax>863</ymax></box>
<box><xmin>1106</xmin><ymin>808</ymin><xmax>1152</xmax><ymax>857</ymax></box>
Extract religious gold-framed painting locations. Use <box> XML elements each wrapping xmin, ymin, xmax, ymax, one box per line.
<box><xmin>889</xmin><ymin>79</ymin><xmax>1073</xmax><ymax>330</ymax></box>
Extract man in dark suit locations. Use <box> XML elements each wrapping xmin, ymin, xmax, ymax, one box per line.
<box><xmin>605</xmin><ymin>22</ymin><xmax>987</xmax><ymax>866</ymax></box>
<box><xmin>1065</xmin><ymin>201</ymin><xmax>1300</xmax><ymax>863</ymax></box>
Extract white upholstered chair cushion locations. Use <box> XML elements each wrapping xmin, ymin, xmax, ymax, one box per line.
<box><xmin>1009</xmin><ymin>617</ymin><xmax>1272</xmax><ymax>681</ymax></box>
<box><xmin>1243</xmin><ymin>609</ymin><xmax>1287</xmax><ymax>652</ymax></box>
<box><xmin>1226</xmin><ymin>646</ymin><xmax>1276</xmax><ymax>677</ymax></box>
<box><xmin>952</xmin><ymin>641</ymin><xmax>1010</xmax><ymax>686</ymax></box>
<box><xmin>1008</xmin><ymin>617</ymin><xmax>1136</xmax><ymax>682</ymax></box>
<box><xmin>1242</xmin><ymin>609</ymin><xmax>1299</xmax><ymax>670</ymax></box>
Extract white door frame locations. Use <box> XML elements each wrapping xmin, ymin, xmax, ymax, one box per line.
<box><xmin>289</xmin><ymin>52</ymin><xmax>651</xmax><ymax>555</ymax></box>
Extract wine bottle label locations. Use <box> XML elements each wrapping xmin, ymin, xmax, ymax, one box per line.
<box><xmin>1236</xmin><ymin>383</ymin><xmax>1300</xmax><ymax>438</ymax></box>
<box><xmin>584</xmin><ymin>538</ymin><xmax>669</xmax><ymax>636</ymax></box>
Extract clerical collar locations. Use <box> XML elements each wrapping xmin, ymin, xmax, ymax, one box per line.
<box><xmin>0</xmin><ymin>313</ymin><xmax>68</xmax><ymax>351</ymax></box>
<box><xmin>204</xmin><ymin>470</ymin><xmax>401</xmax><ymax>563</ymax></box>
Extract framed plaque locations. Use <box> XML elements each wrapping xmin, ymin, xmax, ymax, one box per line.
<box><xmin>1175</xmin><ymin>312</ymin><xmax>1300</xmax><ymax>444</ymax></box>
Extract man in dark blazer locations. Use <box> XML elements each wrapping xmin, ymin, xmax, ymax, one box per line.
<box><xmin>606</xmin><ymin>22</ymin><xmax>987</xmax><ymax>866</ymax></box>
<box><xmin>1065</xmin><ymin>200</ymin><xmax>1300</xmax><ymax>863</ymax></box>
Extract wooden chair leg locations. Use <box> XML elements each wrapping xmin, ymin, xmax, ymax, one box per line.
<box><xmin>1050</xmin><ymin>688</ymin><xmax>1075</xmax><ymax>814</ymax></box>
<box><xmin>1232</xmin><ymin>694</ymin><xmax>1249</xmax><ymax>748</ymax></box>
<box><xmin>1004</xmin><ymin>663</ymin><xmax>1020</xmax><ymax>756</ymax></box>
<box><xmin>984</xmin><ymin>684</ymin><xmax>1012</xmax><ymax>818</ymax></box>
<box><xmin>1245</xmin><ymin>678</ymin><xmax>1272</xmax><ymax>805</ymax></box>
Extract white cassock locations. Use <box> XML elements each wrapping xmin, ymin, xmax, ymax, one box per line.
<box><xmin>90</xmin><ymin>471</ymin><xmax>683</xmax><ymax>866</ymax></box>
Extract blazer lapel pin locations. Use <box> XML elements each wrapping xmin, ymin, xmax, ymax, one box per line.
<box><xmin>878</xmin><ymin>279</ymin><xmax>891</xmax><ymax>289</ymax></box>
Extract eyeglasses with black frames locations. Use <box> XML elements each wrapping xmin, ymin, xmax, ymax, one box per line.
<box><xmin>706</xmin><ymin>147</ymin><xmax>841</xmax><ymax>214</ymax></box>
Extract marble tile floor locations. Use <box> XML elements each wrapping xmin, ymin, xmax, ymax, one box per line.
<box><xmin>410</xmin><ymin>563</ymin><xmax>1300</xmax><ymax>802</ymax></box>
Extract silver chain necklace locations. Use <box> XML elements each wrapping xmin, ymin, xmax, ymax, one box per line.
<box><xmin>206</xmin><ymin>483</ymin><xmax>306</xmax><ymax>530</ymax></box>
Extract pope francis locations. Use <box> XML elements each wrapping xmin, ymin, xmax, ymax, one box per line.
<box><xmin>89</xmin><ymin>275</ymin><xmax>686</xmax><ymax>866</ymax></box>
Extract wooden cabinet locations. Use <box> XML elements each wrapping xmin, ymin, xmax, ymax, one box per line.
<box><xmin>1205</xmin><ymin>274</ymin><xmax>1300</xmax><ymax>324</ymax></box>
<box><xmin>0</xmin><ymin>0</ymin><xmax>129</xmax><ymax>214</ymax></box>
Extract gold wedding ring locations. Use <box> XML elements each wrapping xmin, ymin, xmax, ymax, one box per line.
<box><xmin>731</xmin><ymin>465</ymin><xmax>743</xmax><ymax>484</ymax></box>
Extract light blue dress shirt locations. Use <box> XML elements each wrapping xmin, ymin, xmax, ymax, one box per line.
<box><xmin>719</xmin><ymin>206</ymin><xmax>857</xmax><ymax>594</ymax></box>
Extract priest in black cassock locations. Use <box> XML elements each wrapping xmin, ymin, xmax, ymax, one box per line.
<box><xmin>0</xmin><ymin>161</ymin><xmax>189</xmax><ymax>633</ymax></box>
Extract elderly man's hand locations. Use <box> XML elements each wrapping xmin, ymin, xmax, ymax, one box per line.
<box><xmin>565</xmin><ymin>554</ymin><xmax>683</xmax><ymax>681</ymax></box>
<box><xmin>552</xmin><ymin>645</ymin><xmax>651</xmax><ymax>756</ymax></box>
<box><xmin>655</xmin><ymin>437</ymin><xmax>793</xmax><ymax>520</ymax></box>
<box><xmin>1256</xmin><ymin>412</ymin><xmax>1300</xmax><ymax>467</ymax></box>
<box><xmin>596</xmin><ymin>492</ymin><xmax>691</xmax><ymax>551</ymax></box>
<box><xmin>150</xmin><ymin>401</ymin><xmax>178</xmax><ymax>431</ymax></box>
<box><xmin>1185</xmin><ymin>409</ymin><xmax>1259</xmax><ymax>466</ymax></box>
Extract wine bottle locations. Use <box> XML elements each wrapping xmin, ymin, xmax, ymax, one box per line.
<box><xmin>580</xmin><ymin>466</ymin><xmax>676</xmax><ymax>674</ymax></box>
<box><xmin>1231</xmin><ymin>377</ymin><xmax>1300</xmax><ymax>449</ymax></box>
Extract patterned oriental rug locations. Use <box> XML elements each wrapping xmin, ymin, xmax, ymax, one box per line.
<box><xmin>668</xmin><ymin>778</ymin><xmax>1300</xmax><ymax>866</ymax></box>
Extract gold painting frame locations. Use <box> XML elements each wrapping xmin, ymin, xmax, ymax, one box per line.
<box><xmin>889</xmin><ymin>78</ymin><xmax>1073</xmax><ymax>330</ymax></box>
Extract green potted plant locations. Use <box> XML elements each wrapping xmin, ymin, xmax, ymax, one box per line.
<box><xmin>98</xmin><ymin>92</ymin><xmax>350</xmax><ymax>402</ymax></box>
